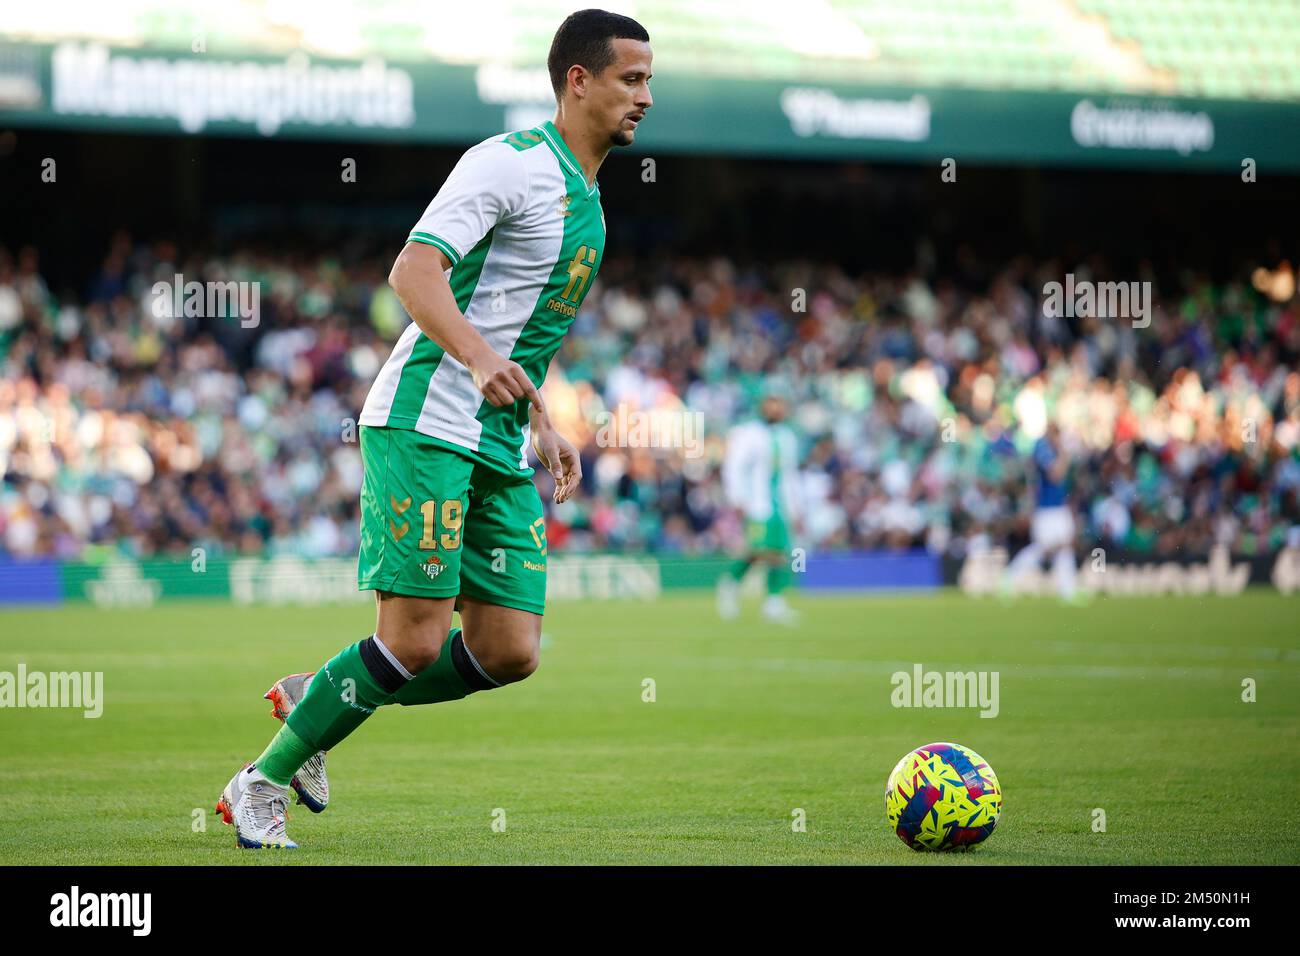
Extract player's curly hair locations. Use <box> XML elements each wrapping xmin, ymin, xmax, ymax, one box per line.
<box><xmin>548</xmin><ymin>9</ymin><xmax>650</xmax><ymax>101</ymax></box>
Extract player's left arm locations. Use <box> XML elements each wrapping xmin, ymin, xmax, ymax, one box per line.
<box><xmin>529</xmin><ymin>380</ymin><xmax>582</xmax><ymax>505</ymax></box>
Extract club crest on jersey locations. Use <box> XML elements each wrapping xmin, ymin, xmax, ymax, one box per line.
<box><xmin>558</xmin><ymin>195</ymin><xmax>573</xmax><ymax>218</ymax></box>
<box><xmin>418</xmin><ymin>555</ymin><xmax>445</xmax><ymax>580</ymax></box>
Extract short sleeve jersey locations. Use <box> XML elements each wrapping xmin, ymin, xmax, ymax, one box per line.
<box><xmin>360</xmin><ymin>121</ymin><xmax>605</xmax><ymax>473</ymax></box>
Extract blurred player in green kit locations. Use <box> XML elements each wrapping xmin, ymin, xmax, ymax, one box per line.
<box><xmin>717</xmin><ymin>386</ymin><xmax>802</xmax><ymax>625</ymax></box>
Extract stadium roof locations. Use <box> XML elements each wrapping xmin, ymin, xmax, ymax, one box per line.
<box><xmin>4</xmin><ymin>0</ymin><xmax>1300</xmax><ymax>102</ymax></box>
<box><xmin>2</xmin><ymin>1</ymin><xmax>1299</xmax><ymax>169</ymax></box>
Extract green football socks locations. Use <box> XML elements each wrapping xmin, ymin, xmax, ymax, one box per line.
<box><xmin>767</xmin><ymin>562</ymin><xmax>791</xmax><ymax>595</ymax></box>
<box><xmin>250</xmin><ymin>629</ymin><xmax>501</xmax><ymax>787</ymax></box>
<box><xmin>253</xmin><ymin>637</ymin><xmax>410</xmax><ymax>787</ymax></box>
<box><xmin>386</xmin><ymin>628</ymin><xmax>499</xmax><ymax>705</ymax></box>
<box><xmin>253</xmin><ymin>722</ymin><xmax>317</xmax><ymax>788</ymax></box>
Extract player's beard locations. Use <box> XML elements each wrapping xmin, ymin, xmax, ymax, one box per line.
<box><xmin>609</xmin><ymin>128</ymin><xmax>634</xmax><ymax>148</ymax></box>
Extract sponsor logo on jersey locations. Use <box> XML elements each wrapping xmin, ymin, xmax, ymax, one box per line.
<box><xmin>546</xmin><ymin>244</ymin><xmax>598</xmax><ymax>318</ymax></box>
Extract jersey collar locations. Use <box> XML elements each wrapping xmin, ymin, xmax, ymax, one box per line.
<box><xmin>540</xmin><ymin>120</ymin><xmax>598</xmax><ymax>197</ymax></box>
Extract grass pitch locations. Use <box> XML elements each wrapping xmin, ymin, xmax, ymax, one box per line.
<box><xmin>0</xmin><ymin>590</ymin><xmax>1297</xmax><ymax>865</ymax></box>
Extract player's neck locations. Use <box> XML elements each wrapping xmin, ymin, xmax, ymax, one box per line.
<box><xmin>551</xmin><ymin>115</ymin><xmax>608</xmax><ymax>189</ymax></box>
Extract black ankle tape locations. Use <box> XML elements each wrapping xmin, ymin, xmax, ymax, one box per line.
<box><xmin>359</xmin><ymin>636</ymin><xmax>408</xmax><ymax>694</ymax></box>
<box><xmin>450</xmin><ymin>632</ymin><xmax>498</xmax><ymax>691</ymax></box>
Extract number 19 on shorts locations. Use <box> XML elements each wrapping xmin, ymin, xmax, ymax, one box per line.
<box><xmin>419</xmin><ymin>499</ymin><xmax>463</xmax><ymax>550</ymax></box>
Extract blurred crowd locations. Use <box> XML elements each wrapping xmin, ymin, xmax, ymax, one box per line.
<box><xmin>2</xmin><ymin>231</ymin><xmax>1298</xmax><ymax>561</ymax></box>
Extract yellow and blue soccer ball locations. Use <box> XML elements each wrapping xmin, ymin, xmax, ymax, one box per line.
<box><xmin>885</xmin><ymin>742</ymin><xmax>1002</xmax><ymax>851</ymax></box>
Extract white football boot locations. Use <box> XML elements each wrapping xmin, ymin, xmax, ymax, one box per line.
<box><xmin>264</xmin><ymin>672</ymin><xmax>330</xmax><ymax>813</ymax></box>
<box><xmin>216</xmin><ymin>764</ymin><xmax>298</xmax><ymax>849</ymax></box>
<box><xmin>761</xmin><ymin>594</ymin><xmax>802</xmax><ymax>626</ymax></box>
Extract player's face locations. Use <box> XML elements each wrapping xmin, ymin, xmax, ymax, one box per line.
<box><xmin>592</xmin><ymin>39</ymin><xmax>653</xmax><ymax>147</ymax></box>
<box><xmin>762</xmin><ymin>397</ymin><xmax>788</xmax><ymax>422</ymax></box>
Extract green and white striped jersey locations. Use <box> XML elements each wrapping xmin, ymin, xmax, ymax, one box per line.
<box><xmin>361</xmin><ymin>120</ymin><xmax>605</xmax><ymax>474</ymax></box>
<box><xmin>722</xmin><ymin>420</ymin><xmax>801</xmax><ymax>522</ymax></box>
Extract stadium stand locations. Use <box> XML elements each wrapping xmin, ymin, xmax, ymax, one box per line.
<box><xmin>2</xmin><ymin>237</ymin><xmax>1297</xmax><ymax>561</ymax></box>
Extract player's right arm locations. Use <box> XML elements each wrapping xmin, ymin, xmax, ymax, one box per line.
<box><xmin>387</xmin><ymin>140</ymin><xmax>542</xmax><ymax>412</ymax></box>
<box><xmin>387</xmin><ymin>243</ymin><xmax>541</xmax><ymax>411</ymax></box>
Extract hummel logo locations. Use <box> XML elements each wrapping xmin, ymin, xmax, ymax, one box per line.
<box><xmin>558</xmin><ymin>195</ymin><xmax>573</xmax><ymax>218</ymax></box>
<box><xmin>390</xmin><ymin>497</ymin><xmax>411</xmax><ymax>540</ymax></box>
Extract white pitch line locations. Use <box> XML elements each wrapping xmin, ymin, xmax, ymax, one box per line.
<box><xmin>1042</xmin><ymin>640</ymin><xmax>1300</xmax><ymax>662</ymax></box>
<box><xmin>680</xmin><ymin>657</ymin><xmax>1298</xmax><ymax>682</ymax></box>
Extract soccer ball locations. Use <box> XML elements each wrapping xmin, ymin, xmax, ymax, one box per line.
<box><xmin>885</xmin><ymin>742</ymin><xmax>1002</xmax><ymax>851</ymax></box>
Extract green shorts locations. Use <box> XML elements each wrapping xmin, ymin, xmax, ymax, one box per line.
<box><xmin>746</xmin><ymin>513</ymin><xmax>791</xmax><ymax>554</ymax></box>
<box><xmin>357</xmin><ymin>425</ymin><xmax>548</xmax><ymax>614</ymax></box>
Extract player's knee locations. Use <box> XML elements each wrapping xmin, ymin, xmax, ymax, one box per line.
<box><xmin>375</xmin><ymin>592</ymin><xmax>454</xmax><ymax>673</ymax></box>
<box><xmin>376</xmin><ymin>623</ymin><xmax>446</xmax><ymax>674</ymax></box>
<box><xmin>491</xmin><ymin>644</ymin><xmax>540</xmax><ymax>684</ymax></box>
<box><xmin>516</xmin><ymin>647</ymin><xmax>541</xmax><ymax>681</ymax></box>
<box><xmin>401</xmin><ymin>641</ymin><xmax>441</xmax><ymax>674</ymax></box>
<box><xmin>408</xmin><ymin>642</ymin><xmax>444</xmax><ymax>671</ymax></box>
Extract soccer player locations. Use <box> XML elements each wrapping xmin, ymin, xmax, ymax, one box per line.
<box><xmin>1004</xmin><ymin>422</ymin><xmax>1080</xmax><ymax>601</ymax></box>
<box><xmin>717</xmin><ymin>387</ymin><xmax>802</xmax><ymax>624</ymax></box>
<box><xmin>216</xmin><ymin>9</ymin><xmax>653</xmax><ymax>849</ymax></box>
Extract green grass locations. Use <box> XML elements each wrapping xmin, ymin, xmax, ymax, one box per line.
<box><xmin>0</xmin><ymin>591</ymin><xmax>1297</xmax><ymax>865</ymax></box>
